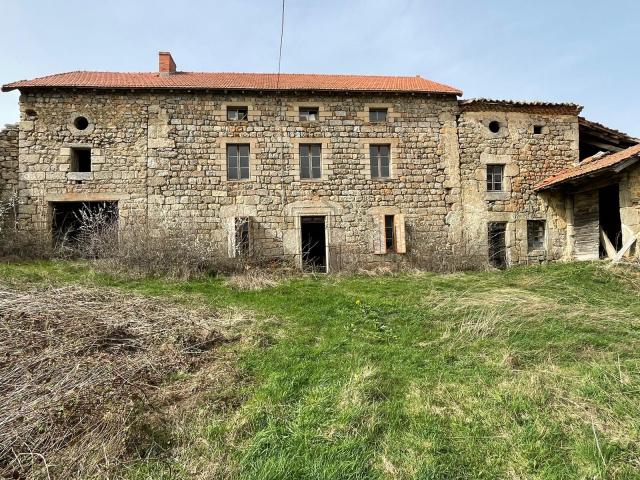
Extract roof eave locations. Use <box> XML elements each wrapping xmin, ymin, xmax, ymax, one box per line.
<box><xmin>2</xmin><ymin>84</ymin><xmax>462</xmax><ymax>95</ymax></box>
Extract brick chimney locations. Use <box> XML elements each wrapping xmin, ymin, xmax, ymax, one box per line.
<box><xmin>159</xmin><ymin>51</ymin><xmax>176</xmax><ymax>76</ymax></box>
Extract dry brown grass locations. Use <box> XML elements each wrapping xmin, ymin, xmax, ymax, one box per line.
<box><xmin>0</xmin><ymin>282</ymin><xmax>251</xmax><ymax>479</ymax></box>
<box><xmin>225</xmin><ymin>270</ymin><xmax>283</xmax><ymax>291</ymax></box>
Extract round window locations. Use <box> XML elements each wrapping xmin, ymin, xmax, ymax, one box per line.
<box><xmin>74</xmin><ymin>116</ymin><xmax>90</xmax><ymax>131</ymax></box>
<box><xmin>25</xmin><ymin>109</ymin><xmax>37</xmax><ymax>120</ymax></box>
<box><xmin>488</xmin><ymin>121</ymin><xmax>501</xmax><ymax>133</ymax></box>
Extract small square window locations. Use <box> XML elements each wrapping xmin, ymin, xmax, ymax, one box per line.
<box><xmin>299</xmin><ymin>107</ymin><xmax>319</xmax><ymax>122</ymax></box>
<box><xmin>527</xmin><ymin>220</ymin><xmax>545</xmax><ymax>251</ymax></box>
<box><xmin>533</xmin><ymin>125</ymin><xmax>544</xmax><ymax>135</ymax></box>
<box><xmin>369</xmin><ymin>108</ymin><xmax>388</xmax><ymax>122</ymax></box>
<box><xmin>235</xmin><ymin>217</ymin><xmax>251</xmax><ymax>256</ymax></box>
<box><xmin>486</xmin><ymin>164</ymin><xmax>504</xmax><ymax>192</ymax></box>
<box><xmin>300</xmin><ymin>144</ymin><xmax>322</xmax><ymax>179</ymax></box>
<box><xmin>227</xmin><ymin>106</ymin><xmax>248</xmax><ymax>121</ymax></box>
<box><xmin>227</xmin><ymin>144</ymin><xmax>250</xmax><ymax>180</ymax></box>
<box><xmin>370</xmin><ymin>144</ymin><xmax>391</xmax><ymax>178</ymax></box>
<box><xmin>70</xmin><ymin>148</ymin><xmax>91</xmax><ymax>172</ymax></box>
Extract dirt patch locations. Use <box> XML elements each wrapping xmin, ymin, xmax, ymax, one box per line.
<box><xmin>0</xmin><ymin>283</ymin><xmax>250</xmax><ymax>479</ymax></box>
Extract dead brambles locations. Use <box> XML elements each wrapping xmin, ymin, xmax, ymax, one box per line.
<box><xmin>0</xmin><ymin>282</ymin><xmax>250</xmax><ymax>479</ymax></box>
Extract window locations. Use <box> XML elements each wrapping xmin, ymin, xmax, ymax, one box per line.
<box><xmin>227</xmin><ymin>106</ymin><xmax>248</xmax><ymax>121</ymax></box>
<box><xmin>299</xmin><ymin>107</ymin><xmax>319</xmax><ymax>122</ymax></box>
<box><xmin>533</xmin><ymin>125</ymin><xmax>544</xmax><ymax>135</ymax></box>
<box><xmin>235</xmin><ymin>217</ymin><xmax>251</xmax><ymax>256</ymax></box>
<box><xmin>486</xmin><ymin>164</ymin><xmax>504</xmax><ymax>191</ymax></box>
<box><xmin>70</xmin><ymin>148</ymin><xmax>91</xmax><ymax>172</ymax></box>
<box><xmin>488</xmin><ymin>121</ymin><xmax>501</xmax><ymax>133</ymax></box>
<box><xmin>74</xmin><ymin>116</ymin><xmax>89</xmax><ymax>130</ymax></box>
<box><xmin>374</xmin><ymin>214</ymin><xmax>406</xmax><ymax>254</ymax></box>
<box><xmin>384</xmin><ymin>215</ymin><xmax>395</xmax><ymax>251</ymax></box>
<box><xmin>370</xmin><ymin>144</ymin><xmax>390</xmax><ymax>178</ymax></box>
<box><xmin>369</xmin><ymin>108</ymin><xmax>388</xmax><ymax>122</ymax></box>
<box><xmin>299</xmin><ymin>144</ymin><xmax>322</xmax><ymax>179</ymax></box>
<box><xmin>527</xmin><ymin>220</ymin><xmax>546</xmax><ymax>251</ymax></box>
<box><xmin>227</xmin><ymin>144</ymin><xmax>250</xmax><ymax>180</ymax></box>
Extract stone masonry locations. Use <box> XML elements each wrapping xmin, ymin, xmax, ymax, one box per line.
<box><xmin>1</xmin><ymin>53</ymin><xmax>607</xmax><ymax>270</ymax></box>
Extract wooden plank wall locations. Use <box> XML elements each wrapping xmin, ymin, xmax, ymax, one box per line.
<box><xmin>573</xmin><ymin>190</ymin><xmax>600</xmax><ymax>260</ymax></box>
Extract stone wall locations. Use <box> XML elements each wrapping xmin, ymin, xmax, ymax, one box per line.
<box><xmin>457</xmin><ymin>103</ymin><xmax>580</xmax><ymax>265</ymax></box>
<box><xmin>16</xmin><ymin>90</ymin><xmax>463</xmax><ymax>269</ymax></box>
<box><xmin>0</xmin><ymin>123</ymin><xmax>19</xmax><ymax>201</ymax></box>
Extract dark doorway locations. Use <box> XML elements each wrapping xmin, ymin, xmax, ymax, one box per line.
<box><xmin>301</xmin><ymin>216</ymin><xmax>326</xmax><ymax>272</ymax></box>
<box><xmin>599</xmin><ymin>184</ymin><xmax>622</xmax><ymax>255</ymax></box>
<box><xmin>488</xmin><ymin>222</ymin><xmax>507</xmax><ymax>269</ymax></box>
<box><xmin>51</xmin><ymin>201</ymin><xmax>118</xmax><ymax>246</ymax></box>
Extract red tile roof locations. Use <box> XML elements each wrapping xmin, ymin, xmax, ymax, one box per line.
<box><xmin>2</xmin><ymin>71</ymin><xmax>462</xmax><ymax>95</ymax></box>
<box><xmin>535</xmin><ymin>144</ymin><xmax>640</xmax><ymax>191</ymax></box>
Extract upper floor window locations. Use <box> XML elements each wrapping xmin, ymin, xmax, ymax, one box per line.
<box><xmin>486</xmin><ymin>164</ymin><xmax>504</xmax><ymax>191</ymax></box>
<box><xmin>70</xmin><ymin>147</ymin><xmax>91</xmax><ymax>172</ymax></box>
<box><xmin>369</xmin><ymin>108</ymin><xmax>388</xmax><ymax>122</ymax></box>
<box><xmin>527</xmin><ymin>220</ymin><xmax>546</xmax><ymax>251</ymax></box>
<box><xmin>227</xmin><ymin>144</ymin><xmax>250</xmax><ymax>180</ymax></box>
<box><xmin>300</xmin><ymin>144</ymin><xmax>322</xmax><ymax>179</ymax></box>
<box><xmin>370</xmin><ymin>144</ymin><xmax>390</xmax><ymax>178</ymax></box>
<box><xmin>299</xmin><ymin>107</ymin><xmax>319</xmax><ymax>122</ymax></box>
<box><xmin>227</xmin><ymin>106</ymin><xmax>248</xmax><ymax>121</ymax></box>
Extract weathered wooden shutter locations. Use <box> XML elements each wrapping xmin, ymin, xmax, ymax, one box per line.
<box><xmin>227</xmin><ymin>217</ymin><xmax>237</xmax><ymax>258</ymax></box>
<box><xmin>573</xmin><ymin>191</ymin><xmax>599</xmax><ymax>260</ymax></box>
<box><xmin>394</xmin><ymin>214</ymin><xmax>406</xmax><ymax>254</ymax></box>
<box><xmin>373</xmin><ymin>215</ymin><xmax>386</xmax><ymax>254</ymax></box>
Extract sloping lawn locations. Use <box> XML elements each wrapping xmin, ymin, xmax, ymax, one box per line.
<box><xmin>1</xmin><ymin>261</ymin><xmax>639</xmax><ymax>479</ymax></box>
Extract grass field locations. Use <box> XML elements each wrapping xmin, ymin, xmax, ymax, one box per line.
<box><xmin>2</xmin><ymin>261</ymin><xmax>640</xmax><ymax>479</ymax></box>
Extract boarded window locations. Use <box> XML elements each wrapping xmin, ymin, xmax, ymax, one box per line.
<box><xmin>369</xmin><ymin>108</ymin><xmax>388</xmax><ymax>122</ymax></box>
<box><xmin>299</xmin><ymin>107</ymin><xmax>319</xmax><ymax>122</ymax></box>
<box><xmin>527</xmin><ymin>220</ymin><xmax>545</xmax><ymax>251</ymax></box>
<box><xmin>486</xmin><ymin>164</ymin><xmax>504</xmax><ymax>191</ymax></box>
<box><xmin>70</xmin><ymin>148</ymin><xmax>91</xmax><ymax>172</ymax></box>
<box><xmin>300</xmin><ymin>144</ymin><xmax>322</xmax><ymax>179</ymax></box>
<box><xmin>229</xmin><ymin>217</ymin><xmax>251</xmax><ymax>257</ymax></box>
<box><xmin>227</xmin><ymin>144</ymin><xmax>250</xmax><ymax>180</ymax></box>
<box><xmin>370</xmin><ymin>144</ymin><xmax>390</xmax><ymax>178</ymax></box>
<box><xmin>227</xmin><ymin>106</ymin><xmax>248</xmax><ymax>121</ymax></box>
<box><xmin>373</xmin><ymin>214</ymin><xmax>406</xmax><ymax>254</ymax></box>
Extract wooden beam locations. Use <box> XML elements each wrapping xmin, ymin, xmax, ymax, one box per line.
<box><xmin>611</xmin><ymin>230</ymin><xmax>638</xmax><ymax>264</ymax></box>
<box><xmin>600</xmin><ymin>228</ymin><xmax>616</xmax><ymax>259</ymax></box>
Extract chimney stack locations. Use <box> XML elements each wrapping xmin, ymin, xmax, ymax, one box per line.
<box><xmin>159</xmin><ymin>51</ymin><xmax>176</xmax><ymax>75</ymax></box>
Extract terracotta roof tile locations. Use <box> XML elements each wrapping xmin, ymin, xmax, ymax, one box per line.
<box><xmin>535</xmin><ymin>144</ymin><xmax>640</xmax><ymax>190</ymax></box>
<box><xmin>2</xmin><ymin>71</ymin><xmax>462</xmax><ymax>95</ymax></box>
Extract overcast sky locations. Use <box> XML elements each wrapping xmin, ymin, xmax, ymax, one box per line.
<box><xmin>1</xmin><ymin>0</ymin><xmax>638</xmax><ymax>136</ymax></box>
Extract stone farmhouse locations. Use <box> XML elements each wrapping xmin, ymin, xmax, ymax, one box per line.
<box><xmin>1</xmin><ymin>52</ymin><xmax>639</xmax><ymax>271</ymax></box>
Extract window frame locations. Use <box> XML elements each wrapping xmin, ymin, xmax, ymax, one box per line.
<box><xmin>226</xmin><ymin>143</ymin><xmax>251</xmax><ymax>181</ymax></box>
<box><xmin>369</xmin><ymin>144</ymin><xmax>391</xmax><ymax>179</ymax></box>
<box><xmin>226</xmin><ymin>106</ymin><xmax>249</xmax><ymax>121</ymax></box>
<box><xmin>369</xmin><ymin>107</ymin><xmax>388</xmax><ymax>123</ymax></box>
<box><xmin>299</xmin><ymin>106</ymin><xmax>320</xmax><ymax>122</ymax></box>
<box><xmin>527</xmin><ymin>220</ymin><xmax>546</xmax><ymax>252</ymax></box>
<box><xmin>384</xmin><ymin>215</ymin><xmax>395</xmax><ymax>252</ymax></box>
<box><xmin>299</xmin><ymin>143</ymin><xmax>322</xmax><ymax>180</ymax></box>
<box><xmin>486</xmin><ymin>164</ymin><xmax>505</xmax><ymax>192</ymax></box>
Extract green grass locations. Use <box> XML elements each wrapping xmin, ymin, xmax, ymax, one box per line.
<box><xmin>2</xmin><ymin>260</ymin><xmax>640</xmax><ymax>479</ymax></box>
